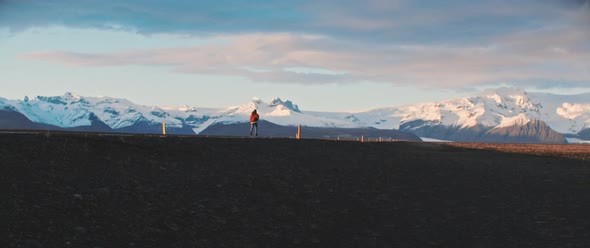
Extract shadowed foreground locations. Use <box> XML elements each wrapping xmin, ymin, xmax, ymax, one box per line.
<box><xmin>2</xmin><ymin>132</ymin><xmax>590</xmax><ymax>247</ymax></box>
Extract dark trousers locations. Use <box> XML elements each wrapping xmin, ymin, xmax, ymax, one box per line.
<box><xmin>250</xmin><ymin>122</ymin><xmax>258</xmax><ymax>135</ymax></box>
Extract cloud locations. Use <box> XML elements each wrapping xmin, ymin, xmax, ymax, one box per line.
<box><xmin>2</xmin><ymin>0</ymin><xmax>587</xmax><ymax>43</ymax></box>
<box><xmin>557</xmin><ymin>102</ymin><xmax>590</xmax><ymax>119</ymax></box>
<box><xmin>19</xmin><ymin>23</ymin><xmax>590</xmax><ymax>88</ymax></box>
<box><xmin>0</xmin><ymin>0</ymin><xmax>308</xmax><ymax>34</ymax></box>
<box><xmin>6</xmin><ymin>0</ymin><xmax>590</xmax><ymax>89</ymax></box>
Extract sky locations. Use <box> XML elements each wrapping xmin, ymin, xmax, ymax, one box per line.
<box><xmin>0</xmin><ymin>0</ymin><xmax>589</xmax><ymax>111</ymax></box>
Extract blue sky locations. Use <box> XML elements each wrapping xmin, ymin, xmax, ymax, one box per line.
<box><xmin>1</xmin><ymin>0</ymin><xmax>589</xmax><ymax>111</ymax></box>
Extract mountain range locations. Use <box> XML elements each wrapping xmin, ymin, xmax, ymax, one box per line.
<box><xmin>1</xmin><ymin>88</ymin><xmax>589</xmax><ymax>144</ymax></box>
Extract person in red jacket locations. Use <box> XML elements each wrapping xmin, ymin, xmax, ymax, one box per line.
<box><xmin>250</xmin><ymin>109</ymin><xmax>259</xmax><ymax>136</ymax></box>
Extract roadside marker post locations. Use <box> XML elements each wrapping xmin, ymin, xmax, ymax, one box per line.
<box><xmin>162</xmin><ymin>122</ymin><xmax>166</xmax><ymax>135</ymax></box>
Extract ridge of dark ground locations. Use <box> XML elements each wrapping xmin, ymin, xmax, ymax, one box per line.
<box><xmin>2</xmin><ymin>131</ymin><xmax>590</xmax><ymax>247</ymax></box>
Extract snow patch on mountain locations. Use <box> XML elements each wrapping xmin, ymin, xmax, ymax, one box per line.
<box><xmin>497</xmin><ymin>113</ymin><xmax>532</xmax><ymax>128</ymax></box>
<box><xmin>191</xmin><ymin>117</ymin><xmax>219</xmax><ymax>134</ymax></box>
<box><xmin>0</xmin><ymin>97</ymin><xmax>10</xmax><ymax>109</ymax></box>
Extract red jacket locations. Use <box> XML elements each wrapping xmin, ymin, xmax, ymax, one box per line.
<box><xmin>250</xmin><ymin>113</ymin><xmax>259</xmax><ymax>123</ymax></box>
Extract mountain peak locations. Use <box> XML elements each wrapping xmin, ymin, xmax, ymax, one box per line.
<box><xmin>270</xmin><ymin>97</ymin><xmax>283</xmax><ymax>104</ymax></box>
<box><xmin>478</xmin><ymin>87</ymin><xmax>540</xmax><ymax>113</ymax></box>
<box><xmin>269</xmin><ymin>97</ymin><xmax>301</xmax><ymax>113</ymax></box>
<box><xmin>35</xmin><ymin>92</ymin><xmax>86</xmax><ymax>105</ymax></box>
<box><xmin>64</xmin><ymin>92</ymin><xmax>82</xmax><ymax>100</ymax></box>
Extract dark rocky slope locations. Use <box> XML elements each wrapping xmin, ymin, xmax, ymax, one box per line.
<box><xmin>201</xmin><ymin>120</ymin><xmax>421</xmax><ymax>141</ymax></box>
<box><xmin>400</xmin><ymin>119</ymin><xmax>567</xmax><ymax>144</ymax></box>
<box><xmin>0</xmin><ymin>109</ymin><xmax>47</xmax><ymax>129</ymax></box>
<box><xmin>578</xmin><ymin>128</ymin><xmax>590</xmax><ymax>140</ymax></box>
<box><xmin>485</xmin><ymin>119</ymin><xmax>567</xmax><ymax>144</ymax></box>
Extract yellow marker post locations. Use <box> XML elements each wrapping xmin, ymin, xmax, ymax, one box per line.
<box><xmin>162</xmin><ymin>122</ymin><xmax>166</xmax><ymax>135</ymax></box>
<box><xmin>296</xmin><ymin>125</ymin><xmax>302</xmax><ymax>139</ymax></box>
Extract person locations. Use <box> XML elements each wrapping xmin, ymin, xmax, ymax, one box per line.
<box><xmin>249</xmin><ymin>109</ymin><xmax>259</xmax><ymax>136</ymax></box>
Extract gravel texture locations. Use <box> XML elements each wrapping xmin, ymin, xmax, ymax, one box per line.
<box><xmin>2</xmin><ymin>132</ymin><xmax>590</xmax><ymax>247</ymax></box>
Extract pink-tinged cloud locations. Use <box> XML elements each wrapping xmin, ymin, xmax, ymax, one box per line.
<box><xmin>19</xmin><ymin>21</ymin><xmax>590</xmax><ymax>88</ymax></box>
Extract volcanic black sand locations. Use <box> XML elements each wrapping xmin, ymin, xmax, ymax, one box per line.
<box><xmin>2</xmin><ymin>131</ymin><xmax>590</xmax><ymax>247</ymax></box>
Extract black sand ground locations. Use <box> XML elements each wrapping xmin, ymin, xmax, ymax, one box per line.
<box><xmin>2</xmin><ymin>132</ymin><xmax>590</xmax><ymax>247</ymax></box>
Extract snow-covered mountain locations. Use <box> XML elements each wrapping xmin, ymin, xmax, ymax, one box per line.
<box><xmin>366</xmin><ymin>88</ymin><xmax>590</xmax><ymax>143</ymax></box>
<box><xmin>313</xmin><ymin>88</ymin><xmax>587</xmax><ymax>133</ymax></box>
<box><xmin>0</xmin><ymin>94</ymin><xmax>361</xmax><ymax>134</ymax></box>
<box><xmin>214</xmin><ymin>97</ymin><xmax>358</xmax><ymax>130</ymax></box>
<box><xmin>0</xmin><ymin>88</ymin><xmax>589</xmax><ymax>143</ymax></box>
